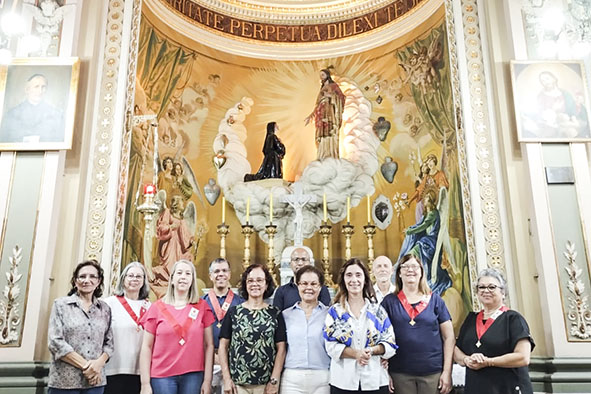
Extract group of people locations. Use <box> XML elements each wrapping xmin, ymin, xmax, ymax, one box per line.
<box><xmin>47</xmin><ymin>248</ymin><xmax>535</xmax><ymax>394</ymax></box>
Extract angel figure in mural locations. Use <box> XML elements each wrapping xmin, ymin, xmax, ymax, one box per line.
<box><xmin>304</xmin><ymin>69</ymin><xmax>346</xmax><ymax>160</ymax></box>
<box><xmin>244</xmin><ymin>122</ymin><xmax>286</xmax><ymax>181</ymax></box>
<box><xmin>157</xmin><ymin>156</ymin><xmax>175</xmax><ymax>206</ymax></box>
<box><xmin>399</xmin><ymin>30</ymin><xmax>443</xmax><ymax>95</ymax></box>
<box><xmin>408</xmin><ymin>153</ymin><xmax>449</xmax><ymax>223</ymax></box>
<box><xmin>397</xmin><ymin>189</ymin><xmax>452</xmax><ymax>295</ymax></box>
<box><xmin>151</xmin><ymin>191</ymin><xmax>196</xmax><ymax>296</ymax></box>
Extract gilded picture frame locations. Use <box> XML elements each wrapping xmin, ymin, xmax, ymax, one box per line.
<box><xmin>0</xmin><ymin>57</ymin><xmax>80</xmax><ymax>151</ymax></box>
<box><xmin>510</xmin><ymin>60</ymin><xmax>591</xmax><ymax>142</ymax></box>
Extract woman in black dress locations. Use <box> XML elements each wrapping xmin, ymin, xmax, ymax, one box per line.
<box><xmin>454</xmin><ymin>268</ymin><xmax>535</xmax><ymax>394</ymax></box>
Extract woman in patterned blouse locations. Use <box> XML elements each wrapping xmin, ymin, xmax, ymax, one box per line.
<box><xmin>47</xmin><ymin>259</ymin><xmax>114</xmax><ymax>394</ymax></box>
<box><xmin>324</xmin><ymin>258</ymin><xmax>397</xmax><ymax>394</ymax></box>
<box><xmin>219</xmin><ymin>263</ymin><xmax>287</xmax><ymax>394</ymax></box>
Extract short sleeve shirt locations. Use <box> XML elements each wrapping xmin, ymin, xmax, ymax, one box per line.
<box><xmin>381</xmin><ymin>292</ymin><xmax>451</xmax><ymax>375</ymax></box>
<box><xmin>219</xmin><ymin>304</ymin><xmax>287</xmax><ymax>385</ymax></box>
<box><xmin>202</xmin><ymin>290</ymin><xmax>243</xmax><ymax>349</ymax></box>
<box><xmin>456</xmin><ymin>310</ymin><xmax>535</xmax><ymax>394</ymax></box>
<box><xmin>141</xmin><ymin>300</ymin><xmax>215</xmax><ymax>378</ymax></box>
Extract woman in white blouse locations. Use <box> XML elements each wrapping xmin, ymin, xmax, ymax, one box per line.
<box><xmin>104</xmin><ymin>262</ymin><xmax>151</xmax><ymax>394</ymax></box>
<box><xmin>324</xmin><ymin>258</ymin><xmax>397</xmax><ymax>394</ymax></box>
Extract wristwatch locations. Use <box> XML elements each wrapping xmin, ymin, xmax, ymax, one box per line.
<box><xmin>269</xmin><ymin>377</ymin><xmax>278</xmax><ymax>385</ymax></box>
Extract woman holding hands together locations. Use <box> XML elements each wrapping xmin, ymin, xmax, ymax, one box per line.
<box><xmin>454</xmin><ymin>268</ymin><xmax>535</xmax><ymax>394</ymax></box>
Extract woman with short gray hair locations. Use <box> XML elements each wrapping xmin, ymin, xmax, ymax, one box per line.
<box><xmin>104</xmin><ymin>262</ymin><xmax>151</xmax><ymax>394</ymax></box>
<box><xmin>454</xmin><ymin>268</ymin><xmax>535</xmax><ymax>394</ymax></box>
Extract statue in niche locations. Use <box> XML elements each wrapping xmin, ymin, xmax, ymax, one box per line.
<box><xmin>304</xmin><ymin>68</ymin><xmax>346</xmax><ymax>160</ymax></box>
<box><xmin>244</xmin><ymin>122</ymin><xmax>285</xmax><ymax>181</ymax></box>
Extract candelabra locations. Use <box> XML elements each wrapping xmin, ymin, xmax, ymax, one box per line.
<box><xmin>137</xmin><ymin>191</ymin><xmax>159</xmax><ymax>281</ymax></box>
<box><xmin>363</xmin><ymin>224</ymin><xmax>377</xmax><ymax>274</ymax></box>
<box><xmin>265</xmin><ymin>224</ymin><xmax>278</xmax><ymax>284</ymax></box>
<box><xmin>318</xmin><ymin>223</ymin><xmax>334</xmax><ymax>286</ymax></box>
<box><xmin>241</xmin><ymin>224</ymin><xmax>254</xmax><ymax>270</ymax></box>
<box><xmin>341</xmin><ymin>224</ymin><xmax>355</xmax><ymax>260</ymax></box>
<box><xmin>217</xmin><ymin>223</ymin><xmax>229</xmax><ymax>259</ymax></box>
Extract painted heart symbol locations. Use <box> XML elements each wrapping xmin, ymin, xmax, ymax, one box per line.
<box><xmin>204</xmin><ymin>178</ymin><xmax>221</xmax><ymax>205</ymax></box>
<box><xmin>373</xmin><ymin>117</ymin><xmax>391</xmax><ymax>141</ymax></box>
<box><xmin>381</xmin><ymin>157</ymin><xmax>398</xmax><ymax>183</ymax></box>
<box><xmin>213</xmin><ymin>151</ymin><xmax>226</xmax><ymax>169</ymax></box>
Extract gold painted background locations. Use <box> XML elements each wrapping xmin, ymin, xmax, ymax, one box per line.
<box><xmin>122</xmin><ymin>5</ymin><xmax>472</xmax><ymax>327</ymax></box>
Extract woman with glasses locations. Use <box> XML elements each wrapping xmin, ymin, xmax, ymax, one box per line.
<box><xmin>281</xmin><ymin>265</ymin><xmax>331</xmax><ymax>394</ymax></box>
<box><xmin>139</xmin><ymin>259</ymin><xmax>215</xmax><ymax>394</ymax></box>
<box><xmin>104</xmin><ymin>262</ymin><xmax>151</xmax><ymax>394</ymax></box>
<box><xmin>454</xmin><ymin>268</ymin><xmax>535</xmax><ymax>394</ymax></box>
<box><xmin>381</xmin><ymin>254</ymin><xmax>454</xmax><ymax>394</ymax></box>
<box><xmin>219</xmin><ymin>264</ymin><xmax>286</xmax><ymax>394</ymax></box>
<box><xmin>48</xmin><ymin>260</ymin><xmax>114</xmax><ymax>394</ymax></box>
<box><xmin>324</xmin><ymin>258</ymin><xmax>397</xmax><ymax>394</ymax></box>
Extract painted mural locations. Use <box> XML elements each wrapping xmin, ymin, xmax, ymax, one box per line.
<box><xmin>122</xmin><ymin>5</ymin><xmax>472</xmax><ymax>326</ymax></box>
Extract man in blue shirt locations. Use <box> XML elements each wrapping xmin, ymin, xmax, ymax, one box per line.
<box><xmin>202</xmin><ymin>258</ymin><xmax>243</xmax><ymax>394</ymax></box>
<box><xmin>273</xmin><ymin>247</ymin><xmax>331</xmax><ymax>310</ymax></box>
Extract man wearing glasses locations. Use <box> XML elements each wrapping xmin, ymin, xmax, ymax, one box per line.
<box><xmin>202</xmin><ymin>258</ymin><xmax>243</xmax><ymax>394</ymax></box>
<box><xmin>273</xmin><ymin>247</ymin><xmax>331</xmax><ymax>310</ymax></box>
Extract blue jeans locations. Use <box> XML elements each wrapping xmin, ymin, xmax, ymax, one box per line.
<box><xmin>48</xmin><ymin>388</ymin><xmax>105</xmax><ymax>394</ymax></box>
<box><xmin>151</xmin><ymin>371</ymin><xmax>204</xmax><ymax>394</ymax></box>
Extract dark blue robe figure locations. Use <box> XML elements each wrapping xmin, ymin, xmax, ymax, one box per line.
<box><xmin>397</xmin><ymin>191</ymin><xmax>452</xmax><ymax>295</ymax></box>
<box><xmin>244</xmin><ymin>122</ymin><xmax>285</xmax><ymax>181</ymax></box>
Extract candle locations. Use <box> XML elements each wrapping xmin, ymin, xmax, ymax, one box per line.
<box><xmin>323</xmin><ymin>193</ymin><xmax>327</xmax><ymax>222</ymax></box>
<box><xmin>222</xmin><ymin>196</ymin><xmax>226</xmax><ymax>223</ymax></box>
<box><xmin>143</xmin><ymin>183</ymin><xmax>156</xmax><ymax>196</ymax></box>
<box><xmin>270</xmin><ymin>192</ymin><xmax>273</xmax><ymax>223</ymax></box>
<box><xmin>346</xmin><ymin>196</ymin><xmax>351</xmax><ymax>223</ymax></box>
<box><xmin>367</xmin><ymin>195</ymin><xmax>371</xmax><ymax>223</ymax></box>
<box><xmin>246</xmin><ymin>197</ymin><xmax>250</xmax><ymax>223</ymax></box>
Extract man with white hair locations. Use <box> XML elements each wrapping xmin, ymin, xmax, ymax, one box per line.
<box><xmin>202</xmin><ymin>258</ymin><xmax>243</xmax><ymax>394</ymax></box>
<box><xmin>373</xmin><ymin>255</ymin><xmax>395</xmax><ymax>303</ymax></box>
<box><xmin>273</xmin><ymin>247</ymin><xmax>331</xmax><ymax>310</ymax></box>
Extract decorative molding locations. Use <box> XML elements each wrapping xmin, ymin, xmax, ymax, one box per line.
<box><xmin>159</xmin><ymin>0</ymin><xmax>426</xmax><ymax>25</ymax></box>
<box><xmin>563</xmin><ymin>241</ymin><xmax>591</xmax><ymax>340</ymax></box>
<box><xmin>156</xmin><ymin>0</ymin><xmax>429</xmax><ymax>42</ymax></box>
<box><xmin>82</xmin><ymin>0</ymin><xmax>126</xmax><ymax>261</ymax></box>
<box><xmin>110</xmin><ymin>0</ymin><xmax>144</xmax><ymax>292</ymax></box>
<box><xmin>457</xmin><ymin>0</ymin><xmax>507</xmax><ymax>276</ymax></box>
<box><xmin>0</xmin><ymin>246</ymin><xmax>23</xmax><ymax>345</ymax></box>
<box><xmin>444</xmin><ymin>0</ymin><xmax>478</xmax><ymax>308</ymax></box>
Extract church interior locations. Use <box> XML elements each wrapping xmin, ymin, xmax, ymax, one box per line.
<box><xmin>0</xmin><ymin>0</ymin><xmax>590</xmax><ymax>392</ymax></box>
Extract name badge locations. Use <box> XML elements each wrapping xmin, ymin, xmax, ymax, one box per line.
<box><xmin>189</xmin><ymin>307</ymin><xmax>199</xmax><ymax>320</ymax></box>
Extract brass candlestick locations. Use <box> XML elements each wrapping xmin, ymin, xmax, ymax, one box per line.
<box><xmin>341</xmin><ymin>223</ymin><xmax>355</xmax><ymax>260</ymax></box>
<box><xmin>241</xmin><ymin>224</ymin><xmax>254</xmax><ymax>270</ymax></box>
<box><xmin>217</xmin><ymin>223</ymin><xmax>229</xmax><ymax>259</ymax></box>
<box><xmin>318</xmin><ymin>222</ymin><xmax>334</xmax><ymax>286</ymax></box>
<box><xmin>265</xmin><ymin>224</ymin><xmax>278</xmax><ymax>284</ymax></box>
<box><xmin>137</xmin><ymin>193</ymin><xmax>159</xmax><ymax>281</ymax></box>
<box><xmin>363</xmin><ymin>224</ymin><xmax>377</xmax><ymax>273</ymax></box>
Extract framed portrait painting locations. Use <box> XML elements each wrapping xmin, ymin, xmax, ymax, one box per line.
<box><xmin>510</xmin><ymin>60</ymin><xmax>591</xmax><ymax>142</ymax></box>
<box><xmin>0</xmin><ymin>57</ymin><xmax>80</xmax><ymax>151</ymax></box>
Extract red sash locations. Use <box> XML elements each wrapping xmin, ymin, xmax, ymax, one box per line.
<box><xmin>116</xmin><ymin>296</ymin><xmax>147</xmax><ymax>330</ymax></box>
<box><xmin>397</xmin><ymin>290</ymin><xmax>431</xmax><ymax>326</ymax></box>
<box><xmin>208</xmin><ymin>289</ymin><xmax>234</xmax><ymax>323</ymax></box>
<box><xmin>155</xmin><ymin>300</ymin><xmax>203</xmax><ymax>346</ymax></box>
<box><xmin>475</xmin><ymin>305</ymin><xmax>508</xmax><ymax>347</ymax></box>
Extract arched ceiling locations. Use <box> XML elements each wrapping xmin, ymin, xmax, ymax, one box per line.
<box><xmin>143</xmin><ymin>0</ymin><xmax>443</xmax><ymax>59</ymax></box>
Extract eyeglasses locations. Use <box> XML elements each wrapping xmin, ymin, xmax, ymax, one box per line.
<box><xmin>400</xmin><ymin>264</ymin><xmax>421</xmax><ymax>272</ymax></box>
<box><xmin>298</xmin><ymin>281</ymin><xmax>320</xmax><ymax>288</ymax></box>
<box><xmin>246</xmin><ymin>278</ymin><xmax>266</xmax><ymax>285</ymax></box>
<box><xmin>291</xmin><ymin>257</ymin><xmax>310</xmax><ymax>263</ymax></box>
<box><xmin>77</xmin><ymin>274</ymin><xmax>99</xmax><ymax>282</ymax></box>
<box><xmin>477</xmin><ymin>285</ymin><xmax>502</xmax><ymax>292</ymax></box>
<box><xmin>212</xmin><ymin>268</ymin><xmax>230</xmax><ymax>274</ymax></box>
<box><xmin>126</xmin><ymin>274</ymin><xmax>144</xmax><ymax>280</ymax></box>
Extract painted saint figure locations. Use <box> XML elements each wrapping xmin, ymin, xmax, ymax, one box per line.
<box><xmin>0</xmin><ymin>73</ymin><xmax>65</xmax><ymax>143</ymax></box>
<box><xmin>244</xmin><ymin>122</ymin><xmax>285</xmax><ymax>181</ymax></box>
<box><xmin>305</xmin><ymin>69</ymin><xmax>346</xmax><ymax>160</ymax></box>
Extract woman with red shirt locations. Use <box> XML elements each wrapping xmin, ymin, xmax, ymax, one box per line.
<box><xmin>139</xmin><ymin>260</ymin><xmax>215</xmax><ymax>394</ymax></box>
